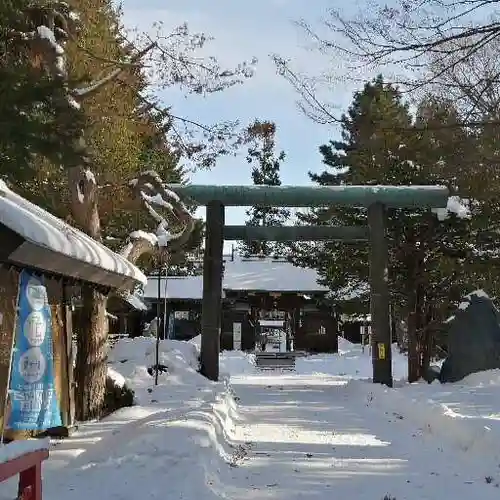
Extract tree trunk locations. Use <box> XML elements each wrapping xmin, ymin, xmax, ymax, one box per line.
<box><xmin>68</xmin><ymin>166</ymin><xmax>110</xmax><ymax>421</ymax></box>
<box><xmin>407</xmin><ymin>284</ymin><xmax>425</xmax><ymax>382</ymax></box>
<box><xmin>407</xmin><ymin>245</ymin><xmax>427</xmax><ymax>383</ymax></box>
<box><xmin>29</xmin><ymin>13</ymin><xmax>161</xmax><ymax>423</ymax></box>
<box><xmin>420</xmin><ymin>302</ymin><xmax>434</xmax><ymax>376</ymax></box>
<box><xmin>75</xmin><ymin>286</ymin><xmax>109</xmax><ymax>421</ymax></box>
<box><xmin>407</xmin><ymin>308</ymin><xmax>420</xmax><ymax>383</ymax></box>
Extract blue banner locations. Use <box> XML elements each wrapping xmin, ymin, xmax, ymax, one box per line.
<box><xmin>7</xmin><ymin>270</ymin><xmax>62</xmax><ymax>431</ymax></box>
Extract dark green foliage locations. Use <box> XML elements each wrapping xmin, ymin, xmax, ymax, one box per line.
<box><xmin>239</xmin><ymin>120</ymin><xmax>290</xmax><ymax>257</ymax></box>
<box><xmin>292</xmin><ymin>76</ymin><xmax>479</xmax><ymax>372</ymax></box>
<box><xmin>0</xmin><ymin>0</ymin><xmax>84</xmax><ymax>182</ymax></box>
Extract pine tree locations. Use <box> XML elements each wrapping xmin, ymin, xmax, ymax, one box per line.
<box><xmin>239</xmin><ymin>120</ymin><xmax>290</xmax><ymax>257</ymax></box>
<box><xmin>293</xmin><ymin>76</ymin><xmax>475</xmax><ymax>380</ymax></box>
<box><xmin>293</xmin><ymin>76</ymin><xmax>413</xmax><ymax>305</ymax></box>
<box><xmin>5</xmin><ymin>0</ymin><xmax>254</xmax><ymax>419</ymax></box>
<box><xmin>0</xmin><ymin>0</ymin><xmax>84</xmax><ymax>183</ymax></box>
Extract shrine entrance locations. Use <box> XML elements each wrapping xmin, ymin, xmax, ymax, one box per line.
<box><xmin>169</xmin><ymin>183</ymin><xmax>449</xmax><ymax>387</ymax></box>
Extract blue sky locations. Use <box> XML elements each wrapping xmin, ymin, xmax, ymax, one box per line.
<box><xmin>119</xmin><ymin>0</ymin><xmax>371</xmax><ymax>243</ymax></box>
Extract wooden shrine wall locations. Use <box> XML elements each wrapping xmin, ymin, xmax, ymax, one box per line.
<box><xmin>45</xmin><ymin>277</ymin><xmax>71</xmax><ymax>430</ymax></box>
<box><xmin>221</xmin><ymin>308</ymin><xmax>254</xmax><ymax>351</ymax></box>
<box><xmin>0</xmin><ymin>266</ymin><xmax>20</xmax><ymax>433</ymax></box>
<box><xmin>295</xmin><ymin>311</ymin><xmax>339</xmax><ymax>353</ymax></box>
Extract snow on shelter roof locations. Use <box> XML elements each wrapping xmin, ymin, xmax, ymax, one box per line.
<box><xmin>0</xmin><ymin>180</ymin><xmax>146</xmax><ymax>289</ymax></box>
<box><xmin>145</xmin><ymin>275</ymin><xmax>205</xmax><ymax>300</ymax></box>
<box><xmin>223</xmin><ymin>256</ymin><xmax>328</xmax><ymax>292</ymax></box>
<box><xmin>143</xmin><ymin>256</ymin><xmax>329</xmax><ymax>300</ymax></box>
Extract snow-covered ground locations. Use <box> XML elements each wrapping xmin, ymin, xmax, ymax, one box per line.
<box><xmin>295</xmin><ymin>336</ymin><xmax>409</xmax><ymax>379</ymax></box>
<box><xmin>2</xmin><ymin>336</ymin><xmax>500</xmax><ymax>500</ymax></box>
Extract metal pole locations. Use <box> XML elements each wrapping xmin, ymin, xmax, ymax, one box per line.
<box><xmin>154</xmin><ymin>261</ymin><xmax>161</xmax><ymax>386</ymax></box>
<box><xmin>162</xmin><ymin>263</ymin><xmax>168</xmax><ymax>340</ymax></box>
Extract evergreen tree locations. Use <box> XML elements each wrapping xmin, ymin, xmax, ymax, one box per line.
<box><xmin>293</xmin><ymin>76</ymin><xmax>475</xmax><ymax>380</ymax></box>
<box><xmin>0</xmin><ymin>0</ymin><xmax>84</xmax><ymax>183</ymax></box>
<box><xmin>3</xmin><ymin>0</ymin><xmax>254</xmax><ymax>420</ymax></box>
<box><xmin>239</xmin><ymin>120</ymin><xmax>289</xmax><ymax>257</ymax></box>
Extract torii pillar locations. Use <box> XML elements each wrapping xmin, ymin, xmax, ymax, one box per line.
<box><xmin>200</xmin><ymin>201</ymin><xmax>225</xmax><ymax>381</ymax></box>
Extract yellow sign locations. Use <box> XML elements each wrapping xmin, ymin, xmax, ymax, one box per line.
<box><xmin>377</xmin><ymin>343</ymin><xmax>386</xmax><ymax>360</ymax></box>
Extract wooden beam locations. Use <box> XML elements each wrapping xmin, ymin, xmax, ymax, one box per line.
<box><xmin>368</xmin><ymin>202</ymin><xmax>393</xmax><ymax>387</ymax></box>
<box><xmin>200</xmin><ymin>201</ymin><xmax>225</xmax><ymax>381</ymax></box>
<box><xmin>223</xmin><ymin>225</ymin><xmax>369</xmax><ymax>241</ymax></box>
<box><xmin>168</xmin><ymin>184</ymin><xmax>449</xmax><ymax>208</ymax></box>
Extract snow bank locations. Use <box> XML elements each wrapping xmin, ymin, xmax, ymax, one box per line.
<box><xmin>35</xmin><ymin>389</ymin><xmax>247</xmax><ymax>500</ymax></box>
<box><xmin>189</xmin><ymin>334</ymin><xmax>201</xmax><ymax>349</ymax></box>
<box><xmin>296</xmin><ymin>338</ymin><xmax>408</xmax><ymax>380</ymax></box>
<box><xmin>0</xmin><ymin>338</ymin><xmax>247</xmax><ymax>500</ymax></box>
<box><xmin>188</xmin><ymin>335</ymin><xmax>257</xmax><ymax>376</ymax></box>
<box><xmin>2</xmin><ymin>351</ymin><xmax>245</xmax><ymax>500</ymax></box>
<box><xmin>348</xmin><ymin>369</ymin><xmax>500</xmax><ymax>461</ymax></box>
<box><xmin>220</xmin><ymin>351</ymin><xmax>257</xmax><ymax>376</ymax></box>
<box><xmin>108</xmin><ymin>336</ymin><xmax>208</xmax><ymax>405</ymax></box>
<box><xmin>338</xmin><ymin>336</ymin><xmax>357</xmax><ymax>353</ymax></box>
<box><xmin>109</xmin><ymin>336</ymin><xmax>199</xmax><ymax>370</ymax></box>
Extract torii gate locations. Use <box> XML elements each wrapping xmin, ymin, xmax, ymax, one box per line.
<box><xmin>169</xmin><ymin>184</ymin><xmax>449</xmax><ymax>387</ymax></box>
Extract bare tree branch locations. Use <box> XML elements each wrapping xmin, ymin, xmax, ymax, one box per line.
<box><xmin>71</xmin><ymin>42</ymin><xmax>156</xmax><ymax>98</ymax></box>
<box><xmin>273</xmin><ymin>0</ymin><xmax>500</xmax><ymax>127</ymax></box>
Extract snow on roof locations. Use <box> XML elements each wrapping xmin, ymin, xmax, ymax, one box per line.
<box><xmin>143</xmin><ymin>256</ymin><xmax>328</xmax><ymax>299</ymax></box>
<box><xmin>0</xmin><ymin>181</ymin><xmax>146</xmax><ymax>286</ymax></box>
<box><xmin>260</xmin><ymin>320</ymin><xmax>284</xmax><ymax>326</ymax></box>
<box><xmin>457</xmin><ymin>289</ymin><xmax>490</xmax><ymax>311</ymax></box>
<box><xmin>121</xmin><ymin>291</ymin><xmax>148</xmax><ymax>311</ymax></box>
<box><xmin>223</xmin><ymin>256</ymin><xmax>328</xmax><ymax>293</ymax></box>
<box><xmin>144</xmin><ymin>275</ymin><xmax>205</xmax><ymax>300</ymax></box>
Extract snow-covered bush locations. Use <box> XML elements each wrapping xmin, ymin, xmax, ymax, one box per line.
<box><xmin>103</xmin><ymin>367</ymin><xmax>135</xmax><ymax>416</ymax></box>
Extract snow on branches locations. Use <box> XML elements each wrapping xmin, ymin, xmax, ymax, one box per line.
<box><xmin>121</xmin><ymin>171</ymin><xmax>194</xmax><ymax>263</ymax></box>
<box><xmin>432</xmin><ymin>196</ymin><xmax>471</xmax><ymax>221</ymax></box>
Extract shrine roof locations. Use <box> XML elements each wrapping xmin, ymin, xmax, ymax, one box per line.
<box><xmin>143</xmin><ymin>256</ymin><xmax>329</xmax><ymax>299</ymax></box>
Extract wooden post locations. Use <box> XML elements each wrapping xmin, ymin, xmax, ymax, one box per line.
<box><xmin>200</xmin><ymin>201</ymin><xmax>225</xmax><ymax>381</ymax></box>
<box><xmin>62</xmin><ymin>283</ymin><xmax>75</xmax><ymax>428</ymax></box>
<box><xmin>60</xmin><ymin>283</ymin><xmax>69</xmax><ymax>429</ymax></box>
<box><xmin>0</xmin><ymin>448</ymin><xmax>49</xmax><ymax>500</ymax></box>
<box><xmin>17</xmin><ymin>461</ymin><xmax>42</xmax><ymax>500</ymax></box>
<box><xmin>368</xmin><ymin>202</ymin><xmax>393</xmax><ymax>387</ymax></box>
<box><xmin>329</xmin><ymin>309</ymin><xmax>339</xmax><ymax>353</ymax></box>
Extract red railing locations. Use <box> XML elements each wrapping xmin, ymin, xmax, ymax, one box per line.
<box><xmin>0</xmin><ymin>447</ymin><xmax>49</xmax><ymax>500</ymax></box>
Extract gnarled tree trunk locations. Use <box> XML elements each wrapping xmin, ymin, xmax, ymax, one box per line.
<box><xmin>22</xmin><ymin>6</ymin><xmax>192</xmax><ymax>421</ymax></box>
<box><xmin>75</xmin><ymin>287</ymin><xmax>108</xmax><ymax>420</ymax></box>
<box><xmin>67</xmin><ymin>152</ymin><xmax>111</xmax><ymax>421</ymax></box>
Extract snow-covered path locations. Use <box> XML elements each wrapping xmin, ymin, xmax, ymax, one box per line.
<box><xmin>2</xmin><ymin>338</ymin><xmax>500</xmax><ymax>500</ymax></box>
<box><xmin>227</xmin><ymin>373</ymin><xmax>500</xmax><ymax>500</ymax></box>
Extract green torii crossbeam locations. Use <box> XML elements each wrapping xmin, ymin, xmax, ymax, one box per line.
<box><xmin>224</xmin><ymin>225</ymin><xmax>369</xmax><ymax>241</ymax></box>
<box><xmin>169</xmin><ymin>184</ymin><xmax>449</xmax><ymax>208</ymax></box>
<box><xmin>169</xmin><ymin>183</ymin><xmax>450</xmax><ymax>387</ymax></box>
